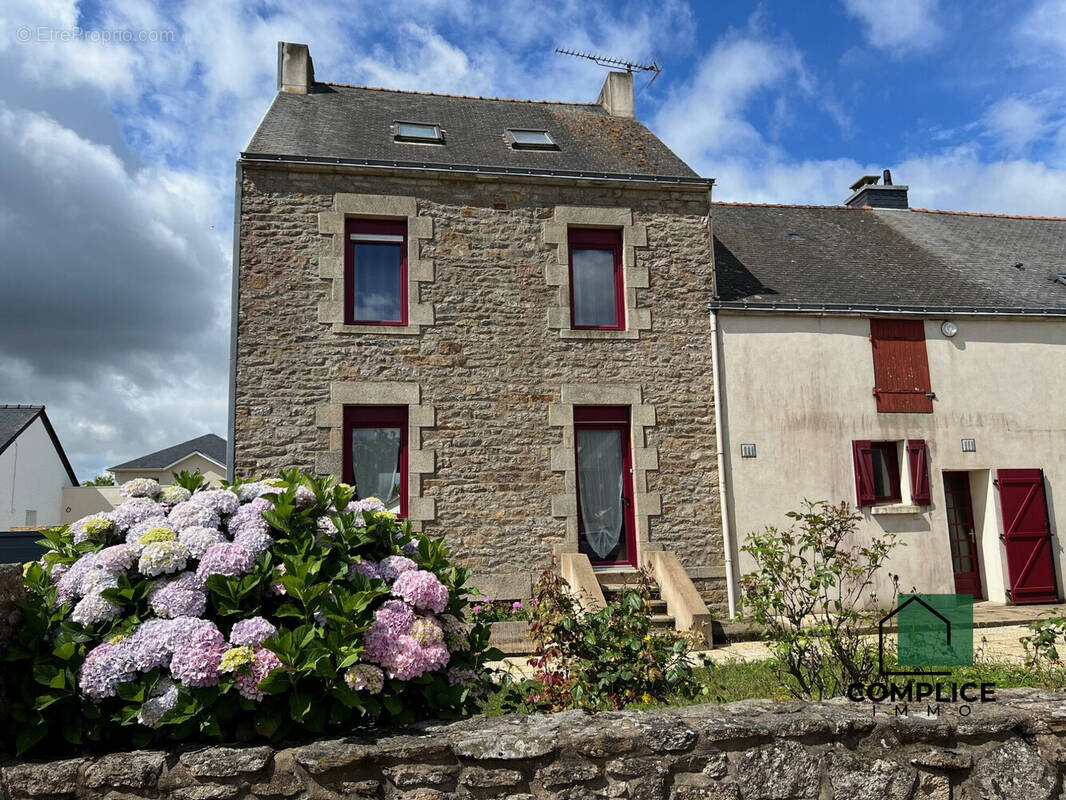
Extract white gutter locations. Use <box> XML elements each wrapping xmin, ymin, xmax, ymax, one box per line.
<box><xmin>709</xmin><ymin>308</ymin><xmax>737</xmax><ymax>618</ymax></box>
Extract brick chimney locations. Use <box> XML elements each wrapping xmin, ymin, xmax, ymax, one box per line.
<box><xmin>845</xmin><ymin>169</ymin><xmax>909</xmax><ymax>209</ymax></box>
<box><xmin>597</xmin><ymin>71</ymin><xmax>635</xmax><ymax>118</ymax></box>
<box><xmin>277</xmin><ymin>42</ymin><xmax>314</xmax><ymax>94</ymax></box>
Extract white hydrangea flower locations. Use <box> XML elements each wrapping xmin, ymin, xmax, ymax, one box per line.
<box><xmin>119</xmin><ymin>478</ymin><xmax>162</xmax><ymax>499</ymax></box>
<box><xmin>159</xmin><ymin>485</ymin><xmax>192</xmax><ymax>505</ymax></box>
<box><xmin>138</xmin><ymin>540</ymin><xmax>188</xmax><ymax>577</ymax></box>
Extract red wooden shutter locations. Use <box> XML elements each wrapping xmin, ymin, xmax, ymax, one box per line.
<box><xmin>998</xmin><ymin>468</ymin><xmax>1057</xmax><ymax>604</ymax></box>
<box><xmin>852</xmin><ymin>440</ymin><xmax>875</xmax><ymax>507</ymax></box>
<box><xmin>906</xmin><ymin>439</ymin><xmax>931</xmax><ymax>504</ymax></box>
<box><xmin>870</xmin><ymin>320</ymin><xmax>933</xmax><ymax>413</ymax></box>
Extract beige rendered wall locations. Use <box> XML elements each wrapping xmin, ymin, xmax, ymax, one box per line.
<box><xmin>61</xmin><ymin>486</ymin><xmax>123</xmax><ymax>524</ymax></box>
<box><xmin>718</xmin><ymin>313</ymin><xmax>1066</xmax><ymax>606</ymax></box>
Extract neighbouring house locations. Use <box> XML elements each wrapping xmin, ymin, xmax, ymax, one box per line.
<box><xmin>61</xmin><ymin>434</ymin><xmax>227</xmax><ymax>523</ymax></box>
<box><xmin>0</xmin><ymin>404</ymin><xmax>78</xmax><ymax>529</ymax></box>
<box><xmin>712</xmin><ymin>174</ymin><xmax>1066</xmax><ymax>611</ymax></box>
<box><xmin>231</xmin><ymin>42</ymin><xmax>725</xmax><ymax>622</ymax></box>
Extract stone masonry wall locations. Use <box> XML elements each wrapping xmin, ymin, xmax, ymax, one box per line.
<box><xmin>4</xmin><ymin>690</ymin><xmax>1066</xmax><ymax>798</ymax></box>
<box><xmin>235</xmin><ymin>166</ymin><xmax>725</xmax><ymax>608</ymax></box>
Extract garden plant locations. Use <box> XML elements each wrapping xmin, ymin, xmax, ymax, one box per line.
<box><xmin>502</xmin><ymin>561</ymin><xmax>711</xmax><ymax>712</ymax></box>
<box><xmin>739</xmin><ymin>500</ymin><xmax>901</xmax><ymax>700</ymax></box>
<box><xmin>3</xmin><ymin>470</ymin><xmax>498</xmax><ymax>755</ymax></box>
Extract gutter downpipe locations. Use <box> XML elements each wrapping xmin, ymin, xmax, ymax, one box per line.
<box><xmin>226</xmin><ymin>162</ymin><xmax>242</xmax><ymax>484</ymax></box>
<box><xmin>710</xmin><ymin>308</ymin><xmax>738</xmax><ymax>618</ymax></box>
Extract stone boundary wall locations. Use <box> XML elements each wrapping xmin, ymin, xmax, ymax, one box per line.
<box><xmin>3</xmin><ymin>690</ymin><xmax>1066</xmax><ymax>799</ymax></box>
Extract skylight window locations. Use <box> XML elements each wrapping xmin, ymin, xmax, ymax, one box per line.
<box><xmin>394</xmin><ymin>121</ymin><xmax>443</xmax><ymax>143</ymax></box>
<box><xmin>506</xmin><ymin>129</ymin><xmax>558</xmax><ymax>150</ymax></box>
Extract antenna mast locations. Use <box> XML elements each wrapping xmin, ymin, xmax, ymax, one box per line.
<box><xmin>555</xmin><ymin>48</ymin><xmax>662</xmax><ymax>83</ymax></box>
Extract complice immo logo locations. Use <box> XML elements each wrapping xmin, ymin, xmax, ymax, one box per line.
<box><xmin>847</xmin><ymin>594</ymin><xmax>995</xmax><ymax>715</ymax></box>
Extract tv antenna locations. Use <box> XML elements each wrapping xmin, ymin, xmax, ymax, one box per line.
<box><xmin>555</xmin><ymin>48</ymin><xmax>662</xmax><ymax>87</ymax></box>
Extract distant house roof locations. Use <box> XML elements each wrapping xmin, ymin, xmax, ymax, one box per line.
<box><xmin>243</xmin><ymin>84</ymin><xmax>703</xmax><ymax>184</ymax></box>
<box><xmin>110</xmin><ymin>434</ymin><xmax>227</xmax><ymax>472</ymax></box>
<box><xmin>712</xmin><ymin>204</ymin><xmax>1066</xmax><ymax>314</ymax></box>
<box><xmin>0</xmin><ymin>404</ymin><xmax>78</xmax><ymax>485</ymax></box>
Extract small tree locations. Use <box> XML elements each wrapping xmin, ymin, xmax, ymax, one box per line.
<box><xmin>84</xmin><ymin>473</ymin><xmax>115</xmax><ymax>486</ymax></box>
<box><xmin>739</xmin><ymin>500</ymin><xmax>901</xmax><ymax>699</ymax></box>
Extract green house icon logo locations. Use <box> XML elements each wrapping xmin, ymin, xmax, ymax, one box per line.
<box><xmin>879</xmin><ymin>594</ymin><xmax>974</xmax><ymax>676</ymax></box>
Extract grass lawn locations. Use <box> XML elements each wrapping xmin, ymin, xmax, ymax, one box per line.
<box><xmin>481</xmin><ymin>654</ymin><xmax>1066</xmax><ymax>714</ymax></box>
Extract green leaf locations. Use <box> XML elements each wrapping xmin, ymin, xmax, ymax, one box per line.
<box><xmin>15</xmin><ymin>725</ymin><xmax>47</xmax><ymax>755</ymax></box>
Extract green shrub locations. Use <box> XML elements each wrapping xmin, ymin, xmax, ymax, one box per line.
<box><xmin>739</xmin><ymin>500</ymin><xmax>901</xmax><ymax>700</ymax></box>
<box><xmin>3</xmin><ymin>470</ymin><xmax>499</xmax><ymax>755</ymax></box>
<box><xmin>505</xmin><ymin>562</ymin><xmax>710</xmax><ymax>712</ymax></box>
<box><xmin>1021</xmin><ymin>610</ymin><xmax>1066</xmax><ymax>665</ymax></box>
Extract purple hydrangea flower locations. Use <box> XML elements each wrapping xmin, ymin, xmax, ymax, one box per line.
<box><xmin>138</xmin><ymin>540</ymin><xmax>188</xmax><ymax>577</ymax></box>
<box><xmin>171</xmin><ymin>638</ymin><xmax>226</xmax><ymax>688</ymax></box>
<box><xmin>233</xmin><ymin>529</ymin><xmax>273</xmax><ymax>558</ymax></box>
<box><xmin>228</xmin><ymin>502</ymin><xmax>271</xmax><ymax>540</ymax></box>
<box><xmin>392</xmin><ymin>570</ymin><xmax>449</xmax><ymax>614</ymax></box>
<box><xmin>344</xmin><ymin>663</ymin><xmax>385</xmax><ymax>694</ymax></box>
<box><xmin>159</xmin><ymin>485</ymin><xmax>192</xmax><ymax>505</ymax></box>
<box><xmin>316</xmin><ymin>516</ymin><xmax>337</xmax><ymax>537</ymax></box>
<box><xmin>149</xmin><ymin>572</ymin><xmax>207</xmax><ymax>618</ymax></box>
<box><xmin>447</xmin><ymin>667</ymin><xmax>478</xmax><ymax>686</ymax></box>
<box><xmin>235</xmin><ymin>481</ymin><xmax>275</xmax><ymax>502</ymax></box>
<box><xmin>119</xmin><ymin>478</ymin><xmax>162</xmax><ymax>499</ymax></box>
<box><xmin>79</xmin><ymin>641</ymin><xmax>136</xmax><ymax>702</ymax></box>
<box><xmin>378</xmin><ymin>556</ymin><xmax>417</xmax><ymax>582</ymax></box>
<box><xmin>190</xmin><ymin>489</ymin><xmax>240</xmax><ymax>517</ymax></box>
<box><xmin>197</xmin><ymin>542</ymin><xmax>256</xmax><ymax>579</ymax></box>
<box><xmin>56</xmin><ymin>552</ymin><xmax>99</xmax><ymax>602</ymax></box>
<box><xmin>166</xmin><ymin>500</ymin><xmax>221</xmax><ymax>532</ymax></box>
<box><xmin>138</xmin><ymin>676</ymin><xmax>178</xmax><ymax>728</ymax></box>
<box><xmin>349</xmin><ymin>560</ymin><xmax>380</xmax><ymax>581</ymax></box>
<box><xmin>346</xmin><ymin>497</ymin><xmax>386</xmax><ymax>515</ymax></box>
<box><xmin>234</xmin><ymin>647</ymin><xmax>283</xmax><ymax>701</ymax></box>
<box><xmin>95</xmin><ymin>544</ymin><xmax>138</xmax><ymax>573</ymax></box>
<box><xmin>229</xmin><ymin>616</ymin><xmax>277</xmax><ymax>647</ymax></box>
<box><xmin>71</xmin><ymin>593</ymin><xmax>121</xmax><ymax>626</ymax></box>
<box><xmin>294</xmin><ymin>485</ymin><xmax>316</xmax><ymax>507</ymax></box>
<box><xmin>110</xmin><ymin>498</ymin><xmax>166</xmax><ymax>532</ymax></box>
<box><xmin>178</xmin><ymin>526</ymin><xmax>225</xmax><ymax>559</ymax></box>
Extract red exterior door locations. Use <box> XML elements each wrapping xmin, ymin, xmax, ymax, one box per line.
<box><xmin>574</xmin><ymin>406</ymin><xmax>637</xmax><ymax>567</ymax></box>
<box><xmin>943</xmin><ymin>472</ymin><xmax>982</xmax><ymax>598</ymax></box>
<box><xmin>998</xmin><ymin>468</ymin><xmax>1057</xmax><ymax>604</ymax></box>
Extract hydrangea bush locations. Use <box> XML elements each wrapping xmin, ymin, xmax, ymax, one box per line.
<box><xmin>3</xmin><ymin>470</ymin><xmax>498</xmax><ymax>755</ymax></box>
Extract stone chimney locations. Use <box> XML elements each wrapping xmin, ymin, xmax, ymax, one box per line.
<box><xmin>277</xmin><ymin>42</ymin><xmax>315</xmax><ymax>94</ymax></box>
<box><xmin>845</xmin><ymin>169</ymin><xmax>909</xmax><ymax>209</ymax></box>
<box><xmin>597</xmin><ymin>71</ymin><xmax>635</xmax><ymax>118</ymax></box>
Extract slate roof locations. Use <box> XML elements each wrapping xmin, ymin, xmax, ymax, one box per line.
<box><xmin>0</xmin><ymin>405</ymin><xmax>78</xmax><ymax>485</ymax></box>
<box><xmin>244</xmin><ymin>84</ymin><xmax>702</xmax><ymax>182</ymax></box>
<box><xmin>712</xmin><ymin>204</ymin><xmax>1066</xmax><ymax>312</ymax></box>
<box><xmin>110</xmin><ymin>434</ymin><xmax>227</xmax><ymax>472</ymax></box>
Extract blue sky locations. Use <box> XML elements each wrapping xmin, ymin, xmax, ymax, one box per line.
<box><xmin>1</xmin><ymin>0</ymin><xmax>1064</xmax><ymax>479</ymax></box>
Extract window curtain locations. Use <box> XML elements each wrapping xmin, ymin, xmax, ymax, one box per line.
<box><xmin>571</xmin><ymin>248</ymin><xmax>617</xmax><ymax>327</ymax></box>
<box><xmin>351</xmin><ymin>427</ymin><xmax>402</xmax><ymax>511</ymax></box>
<box><xmin>576</xmin><ymin>429</ymin><xmax>624</xmax><ymax>560</ymax></box>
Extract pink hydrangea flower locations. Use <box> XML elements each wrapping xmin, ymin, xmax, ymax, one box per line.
<box><xmin>79</xmin><ymin>641</ymin><xmax>136</xmax><ymax>702</ymax></box>
<box><xmin>344</xmin><ymin>663</ymin><xmax>384</xmax><ymax>694</ymax></box>
<box><xmin>229</xmin><ymin>617</ymin><xmax>277</xmax><ymax>647</ymax></box>
<box><xmin>197</xmin><ymin>543</ymin><xmax>256</xmax><ymax>579</ymax></box>
<box><xmin>392</xmin><ymin>570</ymin><xmax>449</xmax><ymax>614</ymax></box>
<box><xmin>234</xmin><ymin>646</ymin><xmax>283</xmax><ymax>701</ymax></box>
<box><xmin>378</xmin><ymin>556</ymin><xmax>417</xmax><ymax>582</ymax></box>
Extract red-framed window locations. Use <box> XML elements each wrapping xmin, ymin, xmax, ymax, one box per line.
<box><xmin>573</xmin><ymin>405</ymin><xmax>637</xmax><ymax>567</ymax></box>
<box><xmin>853</xmin><ymin>440</ymin><xmax>902</xmax><ymax>506</ymax></box>
<box><xmin>870</xmin><ymin>319</ymin><xmax>932</xmax><ymax>413</ymax></box>
<box><xmin>568</xmin><ymin>228</ymin><xmax>624</xmax><ymax>330</ymax></box>
<box><xmin>342</xmin><ymin>406</ymin><xmax>408</xmax><ymax>518</ymax></box>
<box><xmin>344</xmin><ymin>219</ymin><xmax>408</xmax><ymax>326</ymax></box>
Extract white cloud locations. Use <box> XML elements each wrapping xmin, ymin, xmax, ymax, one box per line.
<box><xmin>841</xmin><ymin>0</ymin><xmax>944</xmax><ymax>56</ymax></box>
<box><xmin>1017</xmin><ymin>0</ymin><xmax>1066</xmax><ymax>58</ymax></box>
<box><xmin>984</xmin><ymin>97</ymin><xmax>1050</xmax><ymax>154</ymax></box>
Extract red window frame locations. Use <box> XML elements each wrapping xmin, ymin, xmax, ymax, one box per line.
<box><xmin>573</xmin><ymin>405</ymin><xmax>638</xmax><ymax>567</ymax></box>
<box><xmin>342</xmin><ymin>405</ymin><xmax>408</xmax><ymax>519</ymax></box>
<box><xmin>344</xmin><ymin>219</ymin><xmax>408</xmax><ymax>326</ymax></box>
<box><xmin>853</xmin><ymin>440</ymin><xmax>902</xmax><ymax>506</ymax></box>
<box><xmin>568</xmin><ymin>228</ymin><xmax>625</xmax><ymax>331</ymax></box>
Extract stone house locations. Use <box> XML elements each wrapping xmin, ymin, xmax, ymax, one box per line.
<box><xmin>230</xmin><ymin>44</ymin><xmax>725</xmax><ymax>618</ymax></box>
<box><xmin>712</xmin><ymin>175</ymin><xmax>1066</xmax><ymax>610</ymax></box>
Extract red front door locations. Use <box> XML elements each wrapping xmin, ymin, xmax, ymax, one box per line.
<box><xmin>574</xmin><ymin>406</ymin><xmax>637</xmax><ymax>567</ymax></box>
<box><xmin>998</xmin><ymin>468</ymin><xmax>1058</xmax><ymax>604</ymax></box>
<box><xmin>943</xmin><ymin>472</ymin><xmax>982</xmax><ymax>598</ymax></box>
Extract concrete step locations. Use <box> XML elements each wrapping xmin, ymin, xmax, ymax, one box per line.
<box><xmin>650</xmin><ymin>613</ymin><xmax>675</xmax><ymax>628</ymax></box>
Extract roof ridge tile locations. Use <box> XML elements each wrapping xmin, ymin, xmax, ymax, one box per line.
<box><xmin>320</xmin><ymin>82</ymin><xmax>599</xmax><ymax>106</ymax></box>
<box><xmin>909</xmin><ymin>207</ymin><xmax>1066</xmax><ymax>222</ymax></box>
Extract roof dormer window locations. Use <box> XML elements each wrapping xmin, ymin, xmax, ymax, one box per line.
<box><xmin>506</xmin><ymin>129</ymin><xmax>558</xmax><ymax>150</ymax></box>
<box><xmin>394</xmin><ymin>121</ymin><xmax>444</xmax><ymax>144</ymax></box>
